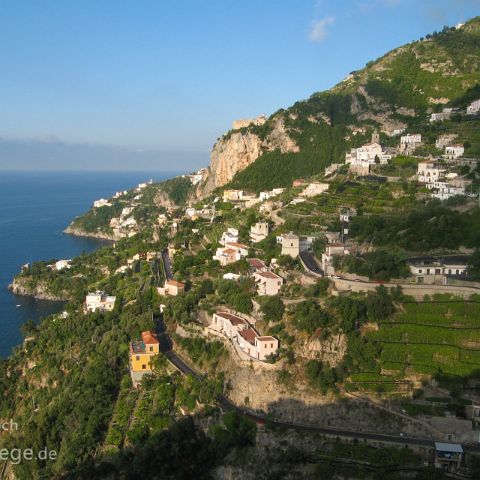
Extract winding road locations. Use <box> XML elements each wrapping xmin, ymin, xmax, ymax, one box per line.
<box><xmin>154</xmin><ymin>315</ymin><xmax>480</xmax><ymax>455</ymax></box>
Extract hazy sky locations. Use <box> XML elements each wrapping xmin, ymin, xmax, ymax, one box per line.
<box><xmin>0</xmin><ymin>0</ymin><xmax>478</xmax><ymax>171</ymax></box>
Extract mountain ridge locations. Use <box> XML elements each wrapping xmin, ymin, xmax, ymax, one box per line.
<box><xmin>196</xmin><ymin>16</ymin><xmax>480</xmax><ymax>195</ymax></box>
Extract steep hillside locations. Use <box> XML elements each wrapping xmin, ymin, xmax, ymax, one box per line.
<box><xmin>197</xmin><ymin>17</ymin><xmax>480</xmax><ymax>194</ymax></box>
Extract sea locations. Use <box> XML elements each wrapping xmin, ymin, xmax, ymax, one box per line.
<box><xmin>0</xmin><ymin>171</ymin><xmax>177</xmax><ymax>358</ymax></box>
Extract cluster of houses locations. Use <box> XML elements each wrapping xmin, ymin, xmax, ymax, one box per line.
<box><xmin>417</xmin><ymin>159</ymin><xmax>472</xmax><ymax>200</ymax></box>
<box><xmin>213</xmin><ymin>228</ymin><xmax>250</xmax><ymax>266</ymax></box>
<box><xmin>221</xmin><ymin>187</ymin><xmax>285</xmax><ymax>210</ymax></box>
<box><xmin>345</xmin><ymin>132</ymin><xmax>393</xmax><ymax>175</ymax></box>
<box><xmin>84</xmin><ymin>291</ymin><xmax>116</xmax><ymax>314</ymax></box>
<box><xmin>211</xmin><ymin>310</ymin><xmax>278</xmax><ymax>361</ymax></box>
<box><xmin>430</xmin><ymin>98</ymin><xmax>480</xmax><ymax>122</ymax></box>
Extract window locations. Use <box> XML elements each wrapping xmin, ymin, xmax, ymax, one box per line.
<box><xmin>136</xmin><ymin>355</ymin><xmax>140</xmax><ymax>361</ymax></box>
<box><xmin>270</xmin><ymin>343</ymin><xmax>273</xmax><ymax>348</ymax></box>
<box><xmin>149</xmin><ymin>346</ymin><xmax>153</xmax><ymax>352</ymax></box>
<box><xmin>419</xmin><ymin>269</ymin><xmax>422</xmax><ymax>274</ymax></box>
<box><xmin>142</xmin><ymin>364</ymin><xmax>147</xmax><ymax>370</ymax></box>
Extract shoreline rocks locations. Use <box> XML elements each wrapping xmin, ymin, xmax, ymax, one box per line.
<box><xmin>63</xmin><ymin>225</ymin><xmax>118</xmax><ymax>241</ymax></box>
<box><xmin>8</xmin><ymin>279</ymin><xmax>69</xmax><ymax>302</ymax></box>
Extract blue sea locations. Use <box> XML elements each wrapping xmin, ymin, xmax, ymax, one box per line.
<box><xmin>0</xmin><ymin>171</ymin><xmax>176</xmax><ymax>358</ymax></box>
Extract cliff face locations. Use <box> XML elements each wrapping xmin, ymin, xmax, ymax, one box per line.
<box><xmin>9</xmin><ymin>278</ymin><xmax>70</xmax><ymax>301</ymax></box>
<box><xmin>196</xmin><ymin>117</ymin><xmax>299</xmax><ymax>197</ymax></box>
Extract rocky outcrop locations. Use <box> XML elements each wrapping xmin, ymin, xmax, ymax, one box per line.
<box><xmin>64</xmin><ymin>225</ymin><xmax>119</xmax><ymax>241</ymax></box>
<box><xmin>9</xmin><ymin>278</ymin><xmax>70</xmax><ymax>301</ymax></box>
<box><xmin>196</xmin><ymin>116</ymin><xmax>299</xmax><ymax>197</ymax></box>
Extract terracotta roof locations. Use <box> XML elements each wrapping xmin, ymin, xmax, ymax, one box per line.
<box><xmin>142</xmin><ymin>331</ymin><xmax>160</xmax><ymax>345</ymax></box>
<box><xmin>226</xmin><ymin>242</ymin><xmax>249</xmax><ymax>249</ymax></box>
<box><xmin>238</xmin><ymin>328</ymin><xmax>258</xmax><ymax>345</ymax></box>
<box><xmin>215</xmin><ymin>311</ymin><xmax>248</xmax><ymax>326</ymax></box>
<box><xmin>257</xmin><ymin>336</ymin><xmax>276</xmax><ymax>341</ymax></box>
<box><xmin>256</xmin><ymin>271</ymin><xmax>282</xmax><ymax>280</ymax></box>
<box><xmin>166</xmin><ymin>279</ymin><xmax>185</xmax><ymax>288</ymax></box>
<box><xmin>222</xmin><ymin>248</ymin><xmax>237</xmax><ymax>255</ymax></box>
<box><xmin>248</xmin><ymin>258</ymin><xmax>267</xmax><ymax>269</ymax></box>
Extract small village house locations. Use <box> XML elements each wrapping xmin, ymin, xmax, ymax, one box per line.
<box><xmin>250</xmin><ymin>221</ymin><xmax>269</xmax><ymax>243</ymax></box>
<box><xmin>211</xmin><ymin>311</ymin><xmax>279</xmax><ymax>361</ymax></box>
<box><xmin>434</xmin><ymin>443</ymin><xmax>463</xmax><ymax>471</ymax></box>
<box><xmin>157</xmin><ymin>279</ymin><xmax>185</xmax><ymax>296</ymax></box>
<box><xmin>280</xmin><ymin>232</ymin><xmax>300</xmax><ymax>257</ymax></box>
<box><xmin>444</xmin><ymin>144</ymin><xmax>464</xmax><ymax>159</ymax></box>
<box><xmin>129</xmin><ymin>331</ymin><xmax>160</xmax><ymax>388</ymax></box>
<box><xmin>253</xmin><ymin>271</ymin><xmax>284</xmax><ymax>296</ymax></box>
<box><xmin>247</xmin><ymin>258</ymin><xmax>268</xmax><ymax>273</ymax></box>
<box><xmin>84</xmin><ymin>291</ymin><xmax>116</xmax><ymax>314</ymax></box>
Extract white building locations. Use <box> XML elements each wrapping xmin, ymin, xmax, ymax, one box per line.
<box><xmin>223</xmin><ymin>272</ymin><xmax>241</xmax><ymax>280</ymax></box>
<box><xmin>356</xmin><ymin>143</ymin><xmax>383</xmax><ymax>162</ymax></box>
<box><xmin>220</xmin><ymin>228</ymin><xmax>239</xmax><ymax>246</ymax></box>
<box><xmin>185</xmin><ymin>207</ymin><xmax>197</xmax><ymax>218</ymax></box>
<box><xmin>445</xmin><ymin>144</ymin><xmax>464</xmax><ymax>159</ymax></box>
<box><xmin>431</xmin><ymin>184</ymin><xmax>466</xmax><ymax>200</ymax></box>
<box><xmin>211</xmin><ymin>311</ymin><xmax>279</xmax><ymax>361</ymax></box>
<box><xmin>122</xmin><ymin>206</ymin><xmax>134</xmax><ymax>216</ymax></box>
<box><xmin>93</xmin><ymin>198</ymin><xmax>111</xmax><ymax>208</ymax></box>
<box><xmin>417</xmin><ymin>160</ymin><xmax>446</xmax><ymax>184</ymax></box>
<box><xmin>253</xmin><ymin>271</ymin><xmax>284</xmax><ymax>296</ymax></box>
<box><xmin>430</xmin><ymin>108</ymin><xmax>456</xmax><ymax>122</ymax></box>
<box><xmin>280</xmin><ymin>232</ymin><xmax>300</xmax><ymax>258</ymax></box>
<box><xmin>436</xmin><ymin>134</ymin><xmax>458</xmax><ymax>149</ymax></box>
<box><xmin>84</xmin><ymin>291</ymin><xmax>116</xmax><ymax>314</ymax></box>
<box><xmin>250</xmin><ymin>221</ymin><xmax>269</xmax><ymax>243</ymax></box>
<box><xmin>407</xmin><ymin>256</ymin><xmax>469</xmax><ymax>283</ymax></box>
<box><xmin>400</xmin><ymin>133</ymin><xmax>422</xmax><ymax>153</ymax></box>
<box><xmin>259</xmin><ymin>188</ymin><xmax>285</xmax><ymax>201</ymax></box>
<box><xmin>467</xmin><ymin>99</ymin><xmax>480</xmax><ymax>115</ymax></box>
<box><xmin>54</xmin><ymin>259</ymin><xmax>71</xmax><ymax>271</ymax></box>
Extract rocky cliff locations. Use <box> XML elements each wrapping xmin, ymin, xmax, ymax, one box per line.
<box><xmin>196</xmin><ymin>116</ymin><xmax>299</xmax><ymax>197</ymax></box>
<box><xmin>195</xmin><ymin>18</ymin><xmax>480</xmax><ymax>195</ymax></box>
<box><xmin>9</xmin><ymin>278</ymin><xmax>70</xmax><ymax>301</ymax></box>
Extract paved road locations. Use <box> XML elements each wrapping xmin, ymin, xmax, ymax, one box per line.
<box><xmin>299</xmin><ymin>251</ymin><xmax>324</xmax><ymax>276</ymax></box>
<box><xmin>161</xmin><ymin>249</ymin><xmax>174</xmax><ymax>280</ymax></box>
<box><xmin>154</xmin><ymin>315</ymin><xmax>480</xmax><ymax>454</ymax></box>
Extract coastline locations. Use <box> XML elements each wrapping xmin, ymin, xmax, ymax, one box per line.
<box><xmin>63</xmin><ymin>224</ymin><xmax>119</xmax><ymax>241</ymax></box>
<box><xmin>8</xmin><ymin>279</ymin><xmax>71</xmax><ymax>302</ymax></box>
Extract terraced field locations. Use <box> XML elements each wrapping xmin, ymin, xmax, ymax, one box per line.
<box><xmin>349</xmin><ymin>300</ymin><xmax>480</xmax><ymax>392</ymax></box>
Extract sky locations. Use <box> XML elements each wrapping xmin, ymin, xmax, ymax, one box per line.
<box><xmin>0</xmin><ymin>0</ymin><xmax>478</xmax><ymax>171</ymax></box>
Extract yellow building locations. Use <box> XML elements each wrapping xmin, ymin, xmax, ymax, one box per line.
<box><xmin>129</xmin><ymin>331</ymin><xmax>160</xmax><ymax>387</ymax></box>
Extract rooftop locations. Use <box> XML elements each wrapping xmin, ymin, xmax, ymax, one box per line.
<box><xmin>216</xmin><ymin>311</ymin><xmax>248</xmax><ymax>326</ymax></box>
<box><xmin>256</xmin><ymin>271</ymin><xmax>282</xmax><ymax>280</ymax></box>
<box><xmin>248</xmin><ymin>258</ymin><xmax>267</xmax><ymax>269</ymax></box>
<box><xmin>142</xmin><ymin>331</ymin><xmax>159</xmax><ymax>345</ymax></box>
<box><xmin>435</xmin><ymin>443</ymin><xmax>463</xmax><ymax>453</ymax></box>
<box><xmin>238</xmin><ymin>328</ymin><xmax>258</xmax><ymax>345</ymax></box>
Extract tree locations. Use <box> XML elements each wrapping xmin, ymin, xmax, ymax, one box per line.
<box><xmin>366</xmin><ymin>286</ymin><xmax>395</xmax><ymax>321</ymax></box>
<box><xmin>468</xmin><ymin>250</ymin><xmax>480</xmax><ymax>280</ymax></box>
<box><xmin>293</xmin><ymin>300</ymin><xmax>331</xmax><ymax>334</ymax></box>
<box><xmin>261</xmin><ymin>295</ymin><xmax>285</xmax><ymax>322</ymax></box>
<box><xmin>331</xmin><ymin>296</ymin><xmax>367</xmax><ymax>333</ymax></box>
